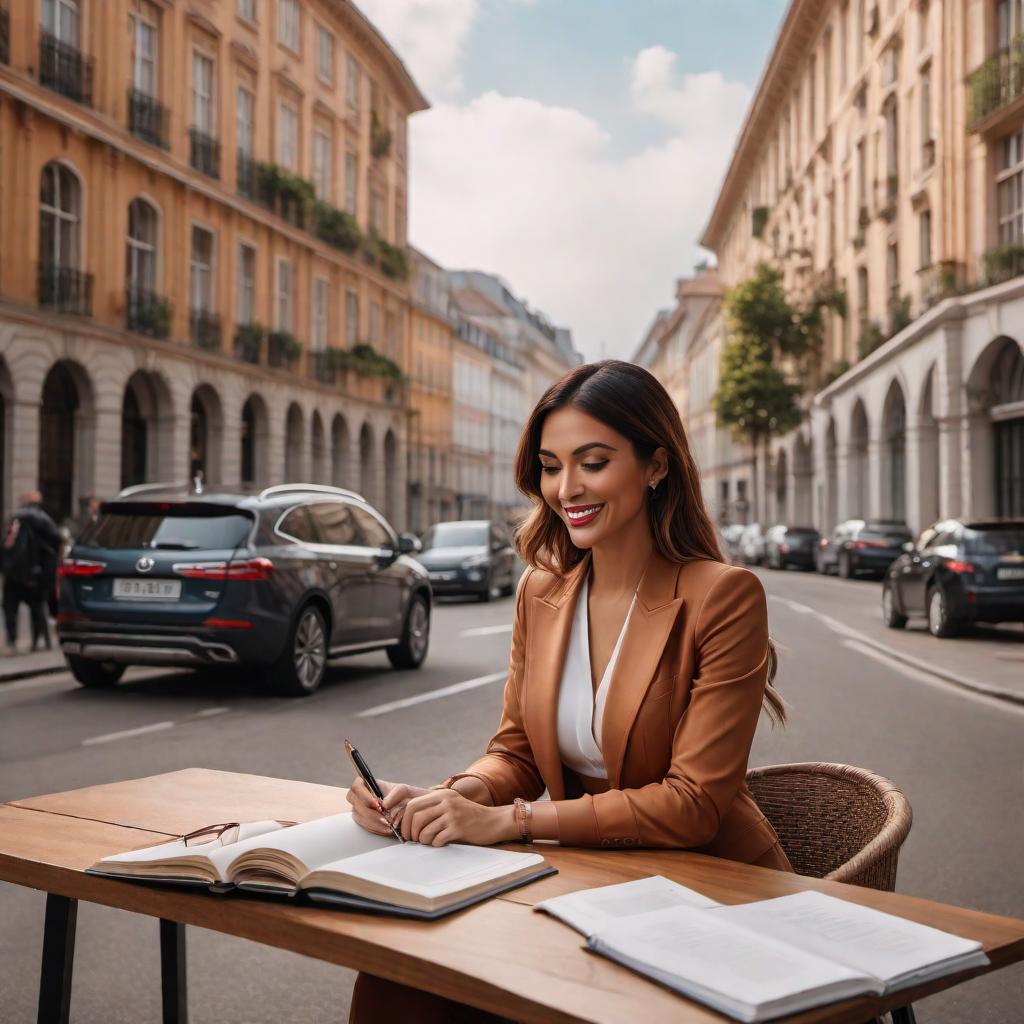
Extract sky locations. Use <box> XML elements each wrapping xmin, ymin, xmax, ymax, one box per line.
<box><xmin>355</xmin><ymin>0</ymin><xmax>789</xmax><ymax>361</ymax></box>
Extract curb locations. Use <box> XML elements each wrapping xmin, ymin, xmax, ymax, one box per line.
<box><xmin>0</xmin><ymin>661</ymin><xmax>65</xmax><ymax>685</ymax></box>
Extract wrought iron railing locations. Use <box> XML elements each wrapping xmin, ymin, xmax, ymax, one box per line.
<box><xmin>309</xmin><ymin>349</ymin><xmax>336</xmax><ymax>384</ymax></box>
<box><xmin>128</xmin><ymin>89</ymin><xmax>170</xmax><ymax>149</ymax></box>
<box><xmin>233</xmin><ymin>323</ymin><xmax>264</xmax><ymax>364</ymax></box>
<box><xmin>126</xmin><ymin>287</ymin><xmax>172</xmax><ymax>338</ymax></box>
<box><xmin>236</xmin><ymin>152</ymin><xmax>260</xmax><ymax>200</ymax></box>
<box><xmin>189</xmin><ymin>309</ymin><xmax>222</xmax><ymax>350</ymax></box>
<box><xmin>189</xmin><ymin>127</ymin><xmax>220</xmax><ymax>178</ymax></box>
<box><xmin>39</xmin><ymin>31</ymin><xmax>93</xmax><ymax>105</ymax></box>
<box><xmin>967</xmin><ymin>35</ymin><xmax>1024</xmax><ymax>128</ymax></box>
<box><xmin>38</xmin><ymin>263</ymin><xmax>93</xmax><ymax>315</ymax></box>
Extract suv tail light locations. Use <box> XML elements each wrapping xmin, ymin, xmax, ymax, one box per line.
<box><xmin>945</xmin><ymin>560</ymin><xmax>975</xmax><ymax>574</ymax></box>
<box><xmin>173</xmin><ymin>557</ymin><xmax>275</xmax><ymax>581</ymax></box>
<box><xmin>59</xmin><ymin>559</ymin><xmax>106</xmax><ymax>576</ymax></box>
<box><xmin>779</xmin><ymin>543</ymin><xmax>790</xmax><ymax>554</ymax></box>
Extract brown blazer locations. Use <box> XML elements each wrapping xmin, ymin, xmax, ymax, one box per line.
<box><xmin>447</xmin><ymin>550</ymin><xmax>790</xmax><ymax>866</ymax></box>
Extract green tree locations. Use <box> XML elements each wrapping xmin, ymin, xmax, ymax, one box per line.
<box><xmin>713</xmin><ymin>263</ymin><xmax>845</xmax><ymax>520</ymax></box>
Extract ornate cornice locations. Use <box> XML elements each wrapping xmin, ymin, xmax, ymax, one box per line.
<box><xmin>700</xmin><ymin>0</ymin><xmax>828</xmax><ymax>251</ymax></box>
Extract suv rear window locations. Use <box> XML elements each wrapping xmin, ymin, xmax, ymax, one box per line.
<box><xmin>79</xmin><ymin>506</ymin><xmax>253</xmax><ymax>551</ymax></box>
<box><xmin>862</xmin><ymin>524</ymin><xmax>912</xmax><ymax>542</ymax></box>
<box><xmin>422</xmin><ymin>523</ymin><xmax>488</xmax><ymax>548</ymax></box>
<box><xmin>963</xmin><ymin>526</ymin><xmax>1024</xmax><ymax>557</ymax></box>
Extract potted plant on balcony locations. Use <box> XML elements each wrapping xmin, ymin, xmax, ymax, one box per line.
<box><xmin>983</xmin><ymin>243</ymin><xmax>1024</xmax><ymax>286</ymax></box>
<box><xmin>312</xmin><ymin>201</ymin><xmax>362</xmax><ymax>253</ymax></box>
<box><xmin>370</xmin><ymin>109</ymin><xmax>392</xmax><ymax>160</ymax></box>
<box><xmin>131</xmin><ymin>296</ymin><xmax>172</xmax><ymax>338</ymax></box>
<box><xmin>267</xmin><ymin>329</ymin><xmax>303</xmax><ymax>369</ymax></box>
<box><xmin>234</xmin><ymin>322</ymin><xmax>264</xmax><ymax>364</ymax></box>
<box><xmin>257</xmin><ymin>164</ymin><xmax>316</xmax><ymax>229</ymax></box>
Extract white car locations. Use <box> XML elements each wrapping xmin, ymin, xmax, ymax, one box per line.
<box><xmin>739</xmin><ymin>524</ymin><xmax>767</xmax><ymax>566</ymax></box>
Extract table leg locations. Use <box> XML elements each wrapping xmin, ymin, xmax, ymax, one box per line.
<box><xmin>160</xmin><ymin>919</ymin><xmax>188</xmax><ymax>1024</ymax></box>
<box><xmin>37</xmin><ymin>893</ymin><xmax>77</xmax><ymax>1024</ymax></box>
<box><xmin>890</xmin><ymin>1007</ymin><xmax>917</xmax><ymax>1024</ymax></box>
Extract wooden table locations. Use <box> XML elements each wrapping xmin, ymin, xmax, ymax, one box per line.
<box><xmin>2</xmin><ymin>768</ymin><xmax>1023</xmax><ymax>1024</ymax></box>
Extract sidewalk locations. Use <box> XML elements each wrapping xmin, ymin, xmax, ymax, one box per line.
<box><xmin>0</xmin><ymin>647</ymin><xmax>65</xmax><ymax>682</ymax></box>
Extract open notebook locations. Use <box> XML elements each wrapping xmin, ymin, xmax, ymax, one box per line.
<box><xmin>536</xmin><ymin>879</ymin><xmax>989</xmax><ymax>1023</ymax></box>
<box><xmin>87</xmin><ymin>813</ymin><xmax>554</xmax><ymax>919</ymax></box>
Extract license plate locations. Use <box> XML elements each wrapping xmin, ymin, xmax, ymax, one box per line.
<box><xmin>112</xmin><ymin>578</ymin><xmax>182</xmax><ymax>601</ymax></box>
<box><xmin>997</xmin><ymin>567</ymin><xmax>1024</xmax><ymax>580</ymax></box>
<box><xmin>429</xmin><ymin>571</ymin><xmax>454</xmax><ymax>582</ymax></box>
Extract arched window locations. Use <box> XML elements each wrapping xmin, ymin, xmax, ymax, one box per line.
<box><xmin>126</xmin><ymin>198</ymin><xmax>158</xmax><ymax>296</ymax></box>
<box><xmin>40</xmin><ymin>162</ymin><xmax>80</xmax><ymax>270</ymax></box>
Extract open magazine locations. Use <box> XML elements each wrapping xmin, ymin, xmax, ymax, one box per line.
<box><xmin>536</xmin><ymin>878</ymin><xmax>988</xmax><ymax>1022</ymax></box>
<box><xmin>87</xmin><ymin>813</ymin><xmax>554</xmax><ymax>919</ymax></box>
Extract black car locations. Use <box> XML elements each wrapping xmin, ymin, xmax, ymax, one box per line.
<box><xmin>816</xmin><ymin>519</ymin><xmax>912</xmax><ymax>578</ymax></box>
<box><xmin>416</xmin><ymin>520</ymin><xmax>518</xmax><ymax>600</ymax></box>
<box><xmin>763</xmin><ymin>525</ymin><xmax>821</xmax><ymax>570</ymax></box>
<box><xmin>57</xmin><ymin>485</ymin><xmax>431</xmax><ymax>696</ymax></box>
<box><xmin>882</xmin><ymin>519</ymin><xmax>1024</xmax><ymax>637</ymax></box>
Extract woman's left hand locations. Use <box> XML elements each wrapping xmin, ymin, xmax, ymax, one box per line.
<box><xmin>400</xmin><ymin>788</ymin><xmax>515</xmax><ymax>847</ymax></box>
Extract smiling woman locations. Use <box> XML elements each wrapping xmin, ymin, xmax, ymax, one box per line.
<box><xmin>346</xmin><ymin>360</ymin><xmax>791</xmax><ymax>1024</ymax></box>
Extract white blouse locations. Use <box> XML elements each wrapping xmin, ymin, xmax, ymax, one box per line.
<box><xmin>556</xmin><ymin>572</ymin><xmax>638</xmax><ymax>780</ymax></box>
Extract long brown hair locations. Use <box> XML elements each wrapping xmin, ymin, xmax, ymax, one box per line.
<box><xmin>513</xmin><ymin>360</ymin><xmax>786</xmax><ymax>725</ymax></box>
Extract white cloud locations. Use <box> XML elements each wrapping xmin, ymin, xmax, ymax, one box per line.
<box><xmin>357</xmin><ymin>3</ymin><xmax>752</xmax><ymax>360</ymax></box>
<box><xmin>354</xmin><ymin>0</ymin><xmax>478</xmax><ymax>99</ymax></box>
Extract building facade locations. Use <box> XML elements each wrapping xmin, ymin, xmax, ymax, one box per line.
<box><xmin>0</xmin><ymin>0</ymin><xmax>426</xmax><ymax>529</ymax></box>
<box><xmin>450</xmin><ymin>314</ymin><xmax>493</xmax><ymax>520</ymax></box>
<box><xmin>679</xmin><ymin>0</ymin><xmax>1024</xmax><ymax>534</ymax></box>
<box><xmin>408</xmin><ymin>247</ymin><xmax>454</xmax><ymax>532</ymax></box>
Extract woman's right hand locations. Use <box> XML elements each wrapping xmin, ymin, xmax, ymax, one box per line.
<box><xmin>346</xmin><ymin>777</ymin><xmax>430</xmax><ymax>836</ymax></box>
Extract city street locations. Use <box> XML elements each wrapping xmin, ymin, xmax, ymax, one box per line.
<box><xmin>1</xmin><ymin>569</ymin><xmax>1022</xmax><ymax>1023</ymax></box>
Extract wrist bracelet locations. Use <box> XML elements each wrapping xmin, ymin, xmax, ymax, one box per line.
<box><xmin>513</xmin><ymin>797</ymin><xmax>533</xmax><ymax>844</ymax></box>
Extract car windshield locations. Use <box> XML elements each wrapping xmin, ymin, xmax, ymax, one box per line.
<box><xmin>862</xmin><ymin>524</ymin><xmax>911</xmax><ymax>542</ymax></box>
<box><xmin>962</xmin><ymin>526</ymin><xmax>1024</xmax><ymax>557</ymax></box>
<box><xmin>79</xmin><ymin>508</ymin><xmax>253</xmax><ymax>551</ymax></box>
<box><xmin>421</xmin><ymin>523</ymin><xmax>488</xmax><ymax>549</ymax></box>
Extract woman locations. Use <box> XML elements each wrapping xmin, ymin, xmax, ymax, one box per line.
<box><xmin>347</xmin><ymin>361</ymin><xmax>792</xmax><ymax>1022</ymax></box>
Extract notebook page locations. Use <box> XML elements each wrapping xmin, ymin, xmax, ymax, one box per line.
<box><xmin>213</xmin><ymin>813</ymin><xmax>395</xmax><ymax>876</ymax></box>
<box><xmin>588</xmin><ymin>905</ymin><xmax>869</xmax><ymax>1015</ymax></box>
<box><xmin>318</xmin><ymin>842</ymin><xmax>544</xmax><ymax>897</ymax></box>
<box><xmin>535</xmin><ymin>876</ymin><xmax>720</xmax><ymax>938</ymax></box>
<box><xmin>713</xmin><ymin>891</ymin><xmax>987</xmax><ymax>986</ymax></box>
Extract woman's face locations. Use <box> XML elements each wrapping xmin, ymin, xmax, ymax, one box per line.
<box><xmin>537</xmin><ymin>406</ymin><xmax>666</xmax><ymax>549</ymax></box>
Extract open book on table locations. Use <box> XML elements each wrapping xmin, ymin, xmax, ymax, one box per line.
<box><xmin>536</xmin><ymin>879</ymin><xmax>989</xmax><ymax>1023</ymax></box>
<box><xmin>87</xmin><ymin>813</ymin><xmax>554</xmax><ymax>920</ymax></box>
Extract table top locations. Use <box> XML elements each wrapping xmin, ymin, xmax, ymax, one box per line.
<box><xmin>2</xmin><ymin>768</ymin><xmax>1022</xmax><ymax>1024</ymax></box>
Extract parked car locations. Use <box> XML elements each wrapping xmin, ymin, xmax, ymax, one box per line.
<box><xmin>882</xmin><ymin>519</ymin><xmax>1024</xmax><ymax>637</ymax></box>
<box><xmin>57</xmin><ymin>484</ymin><xmax>431</xmax><ymax>696</ymax></box>
<box><xmin>738</xmin><ymin>523</ymin><xmax>767</xmax><ymax>566</ymax></box>
<box><xmin>764</xmin><ymin>525</ymin><xmax>821</xmax><ymax>571</ymax></box>
<box><xmin>816</xmin><ymin>519</ymin><xmax>912</xmax><ymax>578</ymax></box>
<box><xmin>719</xmin><ymin>523</ymin><xmax>746</xmax><ymax>563</ymax></box>
<box><xmin>416</xmin><ymin>520</ymin><xmax>519</xmax><ymax>601</ymax></box>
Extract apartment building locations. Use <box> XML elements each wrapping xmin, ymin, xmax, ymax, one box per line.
<box><xmin>0</xmin><ymin>0</ymin><xmax>426</xmax><ymax>528</ymax></box>
<box><xmin>450</xmin><ymin>312</ymin><xmax>493</xmax><ymax>520</ymax></box>
<box><xmin>681</xmin><ymin>0</ymin><xmax>1024</xmax><ymax>533</ymax></box>
<box><xmin>408</xmin><ymin>248</ymin><xmax>455</xmax><ymax>531</ymax></box>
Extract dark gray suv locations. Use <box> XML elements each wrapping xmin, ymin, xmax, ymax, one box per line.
<box><xmin>57</xmin><ymin>485</ymin><xmax>431</xmax><ymax>696</ymax></box>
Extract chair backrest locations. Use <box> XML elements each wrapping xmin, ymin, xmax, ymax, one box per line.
<box><xmin>745</xmin><ymin>762</ymin><xmax>913</xmax><ymax>891</ymax></box>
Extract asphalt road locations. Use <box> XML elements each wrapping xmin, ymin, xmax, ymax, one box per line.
<box><xmin>0</xmin><ymin>572</ymin><xmax>1021</xmax><ymax>1023</ymax></box>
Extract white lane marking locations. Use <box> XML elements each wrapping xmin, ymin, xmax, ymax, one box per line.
<box><xmin>840</xmin><ymin>639</ymin><xmax>1024</xmax><ymax>717</ymax></box>
<box><xmin>783</xmin><ymin>600</ymin><xmax>815</xmax><ymax>614</ymax></box>
<box><xmin>459</xmin><ymin>624</ymin><xmax>513</xmax><ymax>638</ymax></box>
<box><xmin>356</xmin><ymin>671</ymin><xmax>508</xmax><ymax>718</ymax></box>
<box><xmin>193</xmin><ymin>706</ymin><xmax>230</xmax><ymax>718</ymax></box>
<box><xmin>82</xmin><ymin>721</ymin><xmax>176</xmax><ymax>746</ymax></box>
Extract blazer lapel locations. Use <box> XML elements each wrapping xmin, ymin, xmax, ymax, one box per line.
<box><xmin>600</xmin><ymin>552</ymin><xmax>683</xmax><ymax>788</ymax></box>
<box><xmin>523</xmin><ymin>554</ymin><xmax>590</xmax><ymax>800</ymax></box>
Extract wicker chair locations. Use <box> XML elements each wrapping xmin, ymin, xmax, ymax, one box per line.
<box><xmin>746</xmin><ymin>762</ymin><xmax>913</xmax><ymax>891</ymax></box>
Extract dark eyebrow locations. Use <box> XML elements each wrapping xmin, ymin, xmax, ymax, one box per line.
<box><xmin>538</xmin><ymin>442</ymin><xmax>617</xmax><ymax>458</ymax></box>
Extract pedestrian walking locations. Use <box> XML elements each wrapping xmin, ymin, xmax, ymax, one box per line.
<box><xmin>2</xmin><ymin>491</ymin><xmax>63</xmax><ymax>654</ymax></box>
<box><xmin>345</xmin><ymin>360</ymin><xmax>790</xmax><ymax>1022</ymax></box>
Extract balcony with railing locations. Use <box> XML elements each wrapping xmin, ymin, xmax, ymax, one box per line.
<box><xmin>233</xmin><ymin>322</ymin><xmax>264</xmax><ymax>364</ymax></box>
<box><xmin>968</xmin><ymin>35</ymin><xmax>1024</xmax><ymax>131</ymax></box>
<box><xmin>38</xmin><ymin>263</ymin><xmax>93</xmax><ymax>315</ymax></box>
<box><xmin>128</xmin><ymin>90</ymin><xmax>170</xmax><ymax>149</ymax></box>
<box><xmin>267</xmin><ymin>330</ymin><xmax>302</xmax><ymax>370</ymax></box>
<box><xmin>190</xmin><ymin>309</ymin><xmax>221</xmax><ymax>350</ymax></box>
<box><xmin>236</xmin><ymin>152</ymin><xmax>260</xmax><ymax>201</ymax></box>
<box><xmin>126</xmin><ymin>288</ymin><xmax>172</xmax><ymax>338</ymax></box>
<box><xmin>189</xmin><ymin>128</ymin><xmax>220</xmax><ymax>179</ymax></box>
<box><xmin>39</xmin><ymin>31</ymin><xmax>93</xmax><ymax>105</ymax></box>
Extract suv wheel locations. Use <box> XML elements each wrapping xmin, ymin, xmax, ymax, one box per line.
<box><xmin>269</xmin><ymin>605</ymin><xmax>327</xmax><ymax>696</ymax></box>
<box><xmin>838</xmin><ymin>551</ymin><xmax>854</xmax><ymax>579</ymax></box>
<box><xmin>68</xmin><ymin>655</ymin><xmax>125</xmax><ymax>688</ymax></box>
<box><xmin>881</xmin><ymin>585</ymin><xmax>907</xmax><ymax>629</ymax></box>
<box><xmin>388</xmin><ymin>594</ymin><xmax>430</xmax><ymax>669</ymax></box>
<box><xmin>928</xmin><ymin>587</ymin><xmax>959</xmax><ymax>638</ymax></box>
